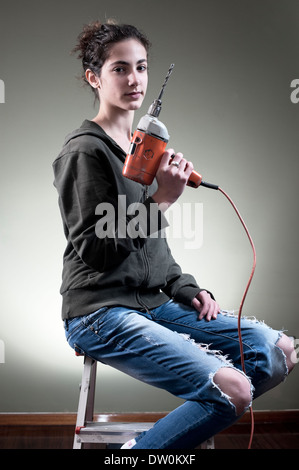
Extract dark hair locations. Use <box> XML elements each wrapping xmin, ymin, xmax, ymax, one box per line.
<box><xmin>72</xmin><ymin>19</ymin><xmax>151</xmax><ymax>100</ymax></box>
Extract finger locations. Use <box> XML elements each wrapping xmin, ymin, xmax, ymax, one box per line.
<box><xmin>173</xmin><ymin>152</ymin><xmax>184</xmax><ymax>162</ymax></box>
<box><xmin>207</xmin><ymin>305</ymin><xmax>219</xmax><ymax>321</ymax></box>
<box><xmin>169</xmin><ymin>152</ymin><xmax>184</xmax><ymax>166</ymax></box>
<box><xmin>192</xmin><ymin>296</ymin><xmax>209</xmax><ymax>320</ymax></box>
<box><xmin>159</xmin><ymin>149</ymin><xmax>175</xmax><ymax>169</ymax></box>
<box><xmin>200</xmin><ymin>299</ymin><xmax>219</xmax><ymax>322</ymax></box>
<box><xmin>208</xmin><ymin>301</ymin><xmax>220</xmax><ymax>321</ymax></box>
<box><xmin>212</xmin><ymin>303</ymin><xmax>221</xmax><ymax>320</ymax></box>
<box><xmin>184</xmin><ymin>160</ymin><xmax>194</xmax><ymax>177</ymax></box>
<box><xmin>171</xmin><ymin>157</ymin><xmax>187</xmax><ymax>174</ymax></box>
<box><xmin>198</xmin><ymin>301</ymin><xmax>210</xmax><ymax>320</ymax></box>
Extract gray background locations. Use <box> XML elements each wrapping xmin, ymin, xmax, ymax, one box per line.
<box><xmin>0</xmin><ymin>0</ymin><xmax>298</xmax><ymax>413</ymax></box>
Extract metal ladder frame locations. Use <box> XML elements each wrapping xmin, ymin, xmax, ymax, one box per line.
<box><xmin>73</xmin><ymin>355</ymin><xmax>214</xmax><ymax>449</ymax></box>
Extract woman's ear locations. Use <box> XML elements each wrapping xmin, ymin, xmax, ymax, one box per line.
<box><xmin>85</xmin><ymin>69</ymin><xmax>101</xmax><ymax>89</ymax></box>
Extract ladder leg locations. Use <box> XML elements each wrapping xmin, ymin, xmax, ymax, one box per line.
<box><xmin>73</xmin><ymin>356</ymin><xmax>96</xmax><ymax>449</ymax></box>
<box><xmin>85</xmin><ymin>357</ymin><xmax>97</xmax><ymax>422</ymax></box>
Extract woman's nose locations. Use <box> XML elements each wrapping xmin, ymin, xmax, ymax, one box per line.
<box><xmin>128</xmin><ymin>72</ymin><xmax>140</xmax><ymax>87</ymax></box>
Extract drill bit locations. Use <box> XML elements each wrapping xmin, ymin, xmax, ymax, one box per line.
<box><xmin>157</xmin><ymin>64</ymin><xmax>175</xmax><ymax>101</ymax></box>
<box><xmin>148</xmin><ymin>64</ymin><xmax>175</xmax><ymax>117</ymax></box>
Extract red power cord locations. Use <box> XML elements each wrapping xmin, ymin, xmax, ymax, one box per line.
<box><xmin>218</xmin><ymin>187</ymin><xmax>256</xmax><ymax>449</ymax></box>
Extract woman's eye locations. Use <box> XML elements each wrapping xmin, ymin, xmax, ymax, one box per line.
<box><xmin>113</xmin><ymin>67</ymin><xmax>125</xmax><ymax>73</ymax></box>
<box><xmin>113</xmin><ymin>64</ymin><xmax>147</xmax><ymax>73</ymax></box>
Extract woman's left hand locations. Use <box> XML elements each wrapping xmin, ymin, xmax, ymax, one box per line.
<box><xmin>192</xmin><ymin>291</ymin><xmax>220</xmax><ymax>321</ymax></box>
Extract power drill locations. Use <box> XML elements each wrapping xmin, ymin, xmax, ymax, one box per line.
<box><xmin>122</xmin><ymin>64</ymin><xmax>203</xmax><ymax>188</ymax></box>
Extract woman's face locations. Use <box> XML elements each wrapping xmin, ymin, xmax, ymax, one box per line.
<box><xmin>97</xmin><ymin>39</ymin><xmax>148</xmax><ymax>112</ymax></box>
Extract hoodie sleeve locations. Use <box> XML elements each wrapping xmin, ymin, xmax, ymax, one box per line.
<box><xmin>53</xmin><ymin>149</ymin><xmax>168</xmax><ymax>273</ymax></box>
<box><xmin>161</xmin><ymin>241</ymin><xmax>215</xmax><ymax>306</ymax></box>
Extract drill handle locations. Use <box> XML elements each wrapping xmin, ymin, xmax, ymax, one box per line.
<box><xmin>187</xmin><ymin>170</ymin><xmax>202</xmax><ymax>188</ymax></box>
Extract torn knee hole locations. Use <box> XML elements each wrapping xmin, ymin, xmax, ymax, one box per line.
<box><xmin>276</xmin><ymin>334</ymin><xmax>296</xmax><ymax>373</ymax></box>
<box><xmin>211</xmin><ymin>367</ymin><xmax>252</xmax><ymax>415</ymax></box>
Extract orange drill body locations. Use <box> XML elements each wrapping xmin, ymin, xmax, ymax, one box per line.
<box><xmin>123</xmin><ymin>129</ymin><xmax>168</xmax><ymax>186</ymax></box>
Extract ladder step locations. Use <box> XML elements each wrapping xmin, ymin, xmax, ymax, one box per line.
<box><xmin>76</xmin><ymin>422</ymin><xmax>153</xmax><ymax>444</ymax></box>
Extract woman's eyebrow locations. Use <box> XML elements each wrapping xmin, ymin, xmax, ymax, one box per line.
<box><xmin>110</xmin><ymin>59</ymin><xmax>147</xmax><ymax>66</ymax></box>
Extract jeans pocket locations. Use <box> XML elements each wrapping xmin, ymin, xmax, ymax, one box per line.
<box><xmin>82</xmin><ymin>307</ymin><xmax>108</xmax><ymax>328</ymax></box>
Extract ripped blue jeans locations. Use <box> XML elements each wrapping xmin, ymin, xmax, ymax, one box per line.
<box><xmin>64</xmin><ymin>300</ymin><xmax>287</xmax><ymax>449</ymax></box>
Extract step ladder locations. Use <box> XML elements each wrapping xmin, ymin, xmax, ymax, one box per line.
<box><xmin>73</xmin><ymin>354</ymin><xmax>215</xmax><ymax>449</ymax></box>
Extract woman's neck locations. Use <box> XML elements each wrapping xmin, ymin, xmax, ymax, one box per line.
<box><xmin>92</xmin><ymin>106</ymin><xmax>134</xmax><ymax>153</ymax></box>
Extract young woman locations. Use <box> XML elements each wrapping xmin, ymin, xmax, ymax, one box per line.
<box><xmin>53</xmin><ymin>20</ymin><xmax>295</xmax><ymax>449</ymax></box>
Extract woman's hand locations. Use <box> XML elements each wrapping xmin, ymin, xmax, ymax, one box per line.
<box><xmin>192</xmin><ymin>291</ymin><xmax>220</xmax><ymax>321</ymax></box>
<box><xmin>151</xmin><ymin>149</ymin><xmax>194</xmax><ymax>210</ymax></box>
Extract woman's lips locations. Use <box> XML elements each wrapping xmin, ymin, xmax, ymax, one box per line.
<box><xmin>126</xmin><ymin>91</ymin><xmax>142</xmax><ymax>99</ymax></box>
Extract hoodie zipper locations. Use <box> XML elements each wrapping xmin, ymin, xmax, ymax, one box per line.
<box><xmin>135</xmin><ymin>186</ymin><xmax>151</xmax><ymax>312</ymax></box>
<box><xmin>136</xmin><ymin>290</ymin><xmax>152</xmax><ymax>316</ymax></box>
<box><xmin>141</xmin><ymin>185</ymin><xmax>150</xmax><ymax>286</ymax></box>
